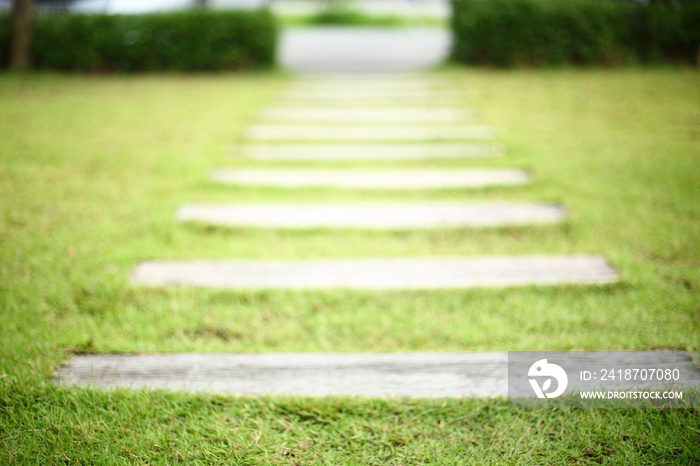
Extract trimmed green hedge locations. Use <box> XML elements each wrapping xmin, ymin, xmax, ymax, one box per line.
<box><xmin>0</xmin><ymin>10</ymin><xmax>278</xmax><ymax>71</ymax></box>
<box><xmin>450</xmin><ymin>0</ymin><xmax>700</xmax><ymax>67</ymax></box>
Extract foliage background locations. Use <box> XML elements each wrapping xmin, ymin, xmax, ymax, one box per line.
<box><xmin>0</xmin><ymin>10</ymin><xmax>278</xmax><ymax>71</ymax></box>
<box><xmin>450</xmin><ymin>0</ymin><xmax>700</xmax><ymax>67</ymax></box>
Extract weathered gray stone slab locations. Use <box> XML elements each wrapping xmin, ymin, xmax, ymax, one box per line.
<box><xmin>211</xmin><ymin>168</ymin><xmax>530</xmax><ymax>189</ymax></box>
<box><xmin>54</xmin><ymin>351</ymin><xmax>700</xmax><ymax>398</ymax></box>
<box><xmin>55</xmin><ymin>353</ymin><xmax>508</xmax><ymax>397</ymax></box>
<box><xmin>242</xmin><ymin>143</ymin><xmax>502</xmax><ymax>160</ymax></box>
<box><xmin>130</xmin><ymin>255</ymin><xmax>618</xmax><ymax>289</ymax></box>
<box><xmin>246</xmin><ymin>124</ymin><xmax>494</xmax><ymax>141</ymax></box>
<box><xmin>175</xmin><ymin>202</ymin><xmax>564</xmax><ymax>229</ymax></box>
<box><xmin>260</xmin><ymin>107</ymin><xmax>477</xmax><ymax>123</ymax></box>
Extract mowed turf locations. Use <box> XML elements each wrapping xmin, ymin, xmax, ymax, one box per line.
<box><xmin>0</xmin><ymin>69</ymin><xmax>698</xmax><ymax>463</ymax></box>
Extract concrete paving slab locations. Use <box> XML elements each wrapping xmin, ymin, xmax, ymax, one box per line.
<box><xmin>246</xmin><ymin>124</ymin><xmax>495</xmax><ymax>141</ymax></box>
<box><xmin>55</xmin><ymin>353</ymin><xmax>508</xmax><ymax>397</ymax></box>
<box><xmin>54</xmin><ymin>351</ymin><xmax>699</xmax><ymax>398</ymax></box>
<box><xmin>211</xmin><ymin>168</ymin><xmax>530</xmax><ymax>189</ymax></box>
<box><xmin>277</xmin><ymin>96</ymin><xmax>463</xmax><ymax>107</ymax></box>
<box><xmin>175</xmin><ymin>202</ymin><xmax>564</xmax><ymax>229</ymax></box>
<box><xmin>130</xmin><ymin>255</ymin><xmax>619</xmax><ymax>289</ymax></box>
<box><xmin>290</xmin><ymin>74</ymin><xmax>448</xmax><ymax>86</ymax></box>
<box><xmin>281</xmin><ymin>89</ymin><xmax>462</xmax><ymax>99</ymax></box>
<box><xmin>259</xmin><ymin>107</ymin><xmax>477</xmax><ymax>123</ymax></box>
<box><xmin>288</xmin><ymin>81</ymin><xmax>449</xmax><ymax>91</ymax></box>
<box><xmin>242</xmin><ymin>142</ymin><xmax>502</xmax><ymax>160</ymax></box>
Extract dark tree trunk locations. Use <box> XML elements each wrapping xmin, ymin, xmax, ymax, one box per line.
<box><xmin>195</xmin><ymin>0</ymin><xmax>207</xmax><ymax>7</ymax></box>
<box><xmin>10</xmin><ymin>0</ymin><xmax>34</xmax><ymax>71</ymax></box>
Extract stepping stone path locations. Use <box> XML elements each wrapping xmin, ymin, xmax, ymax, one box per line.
<box><xmin>56</xmin><ymin>72</ymin><xmax>695</xmax><ymax>399</ymax></box>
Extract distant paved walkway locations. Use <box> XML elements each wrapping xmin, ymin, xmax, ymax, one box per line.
<box><xmin>280</xmin><ymin>27</ymin><xmax>451</xmax><ymax>72</ymax></box>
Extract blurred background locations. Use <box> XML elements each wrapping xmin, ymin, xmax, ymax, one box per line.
<box><xmin>0</xmin><ymin>0</ymin><xmax>449</xmax><ymax>17</ymax></box>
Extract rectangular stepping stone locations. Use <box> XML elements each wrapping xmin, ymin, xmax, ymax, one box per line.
<box><xmin>290</xmin><ymin>77</ymin><xmax>446</xmax><ymax>88</ymax></box>
<box><xmin>55</xmin><ymin>353</ymin><xmax>507</xmax><ymax>397</ymax></box>
<box><xmin>277</xmin><ymin>97</ymin><xmax>462</xmax><ymax>107</ymax></box>
<box><xmin>211</xmin><ymin>168</ymin><xmax>531</xmax><ymax>190</ymax></box>
<box><xmin>282</xmin><ymin>90</ymin><xmax>462</xmax><ymax>99</ymax></box>
<box><xmin>295</xmin><ymin>73</ymin><xmax>431</xmax><ymax>82</ymax></box>
<box><xmin>260</xmin><ymin>107</ymin><xmax>477</xmax><ymax>123</ymax></box>
<box><xmin>288</xmin><ymin>82</ymin><xmax>449</xmax><ymax>92</ymax></box>
<box><xmin>175</xmin><ymin>202</ymin><xmax>565</xmax><ymax>229</ymax></box>
<box><xmin>130</xmin><ymin>255</ymin><xmax>619</xmax><ymax>289</ymax></box>
<box><xmin>246</xmin><ymin>124</ymin><xmax>495</xmax><ymax>141</ymax></box>
<box><xmin>54</xmin><ymin>351</ymin><xmax>700</xmax><ymax>398</ymax></box>
<box><xmin>242</xmin><ymin>143</ymin><xmax>502</xmax><ymax>160</ymax></box>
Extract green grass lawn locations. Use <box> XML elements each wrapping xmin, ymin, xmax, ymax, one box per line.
<box><xmin>1</xmin><ymin>68</ymin><xmax>699</xmax><ymax>463</ymax></box>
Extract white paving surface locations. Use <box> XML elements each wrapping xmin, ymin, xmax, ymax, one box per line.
<box><xmin>279</xmin><ymin>27</ymin><xmax>450</xmax><ymax>72</ymax></box>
